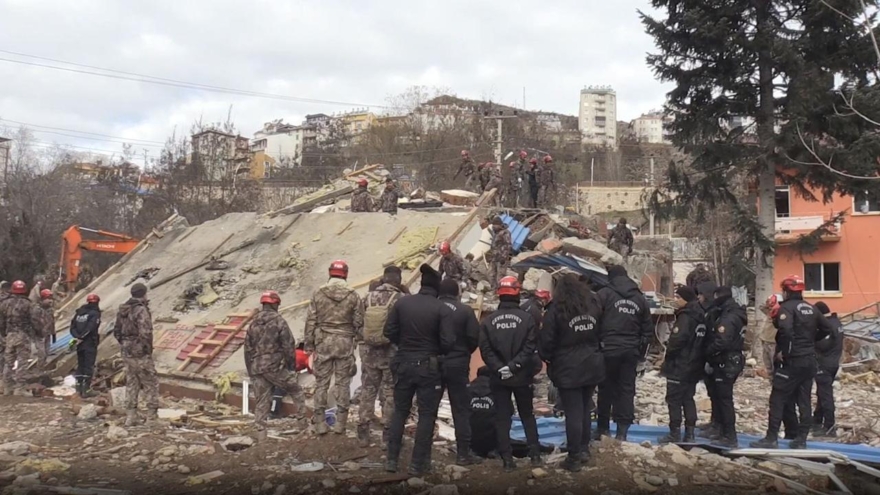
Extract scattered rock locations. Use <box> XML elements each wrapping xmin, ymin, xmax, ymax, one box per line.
<box><xmin>430</xmin><ymin>485</ymin><xmax>459</xmax><ymax>495</ymax></box>
<box><xmin>19</xmin><ymin>459</ymin><xmax>69</xmax><ymax>473</ymax></box>
<box><xmin>221</xmin><ymin>436</ymin><xmax>255</xmax><ymax>452</ymax></box>
<box><xmin>12</xmin><ymin>472</ymin><xmax>40</xmax><ymax>486</ymax></box>
<box><xmin>530</xmin><ymin>468</ymin><xmax>549</xmax><ymax>479</ymax></box>
<box><xmin>178</xmin><ymin>465</ymin><xmax>192</xmax><ymax>474</ymax></box>
<box><xmin>106</xmin><ymin>425</ymin><xmax>129</xmax><ymax>441</ymax></box>
<box><xmin>129</xmin><ymin>455</ymin><xmax>149</xmax><ymax>464</ymax></box>
<box><xmin>290</xmin><ymin>462</ymin><xmax>324</xmax><ymax>472</ymax></box>
<box><xmin>692</xmin><ymin>474</ymin><xmax>710</xmax><ymax>484</ymax></box>
<box><xmin>632</xmin><ymin>474</ymin><xmax>659</xmax><ymax>493</ymax></box>
<box><xmin>157</xmin><ymin>408</ymin><xmax>187</xmax><ymax>421</ymax></box>
<box><xmin>321</xmin><ymin>479</ymin><xmax>337</xmax><ymax>489</ymax></box>
<box><xmin>109</xmin><ymin>387</ymin><xmax>127</xmax><ymax>407</ymax></box>
<box><xmin>261</xmin><ymin>481</ymin><xmax>274</xmax><ymax>493</ymax></box>
<box><xmin>157</xmin><ymin>456</ymin><xmax>172</xmax><ymax>464</ymax></box>
<box><xmin>0</xmin><ymin>442</ymin><xmax>32</xmax><ymax>456</ymax></box>
<box><xmin>640</xmin><ymin>440</ymin><xmax>652</xmax><ymax>448</ymax></box>
<box><xmin>336</xmin><ymin>474</ymin><xmax>354</xmax><ymax>481</ymax></box>
<box><xmin>445</xmin><ymin>465</ymin><xmax>469</xmax><ymax>474</ymax></box>
<box><xmin>668</xmin><ymin>477</ymin><xmax>679</xmax><ymax>487</ymax></box>
<box><xmin>184</xmin><ymin>444</ymin><xmax>214</xmax><ymax>456</ymax></box>
<box><xmin>341</xmin><ymin>461</ymin><xmax>361</xmax><ymax>471</ymax></box>
<box><xmin>646</xmin><ymin>475</ymin><xmax>664</xmax><ymax>486</ymax></box>
<box><xmin>155</xmin><ymin>445</ymin><xmax>179</xmax><ymax>457</ymax></box>
<box><xmin>185</xmin><ymin>470</ymin><xmax>224</xmax><ymax>486</ymax></box>
<box><xmin>668</xmin><ymin>451</ymin><xmax>695</xmax><ymax>468</ymax></box>
<box><xmin>407</xmin><ymin>477</ymin><xmax>426</xmax><ymax>488</ymax></box>
<box><xmin>349</xmin><ymin>488</ymin><xmax>361</xmax><ymax>494</ymax></box>
<box><xmin>77</xmin><ymin>404</ymin><xmax>99</xmax><ymax>420</ymax></box>
<box><xmin>274</xmin><ymin>484</ymin><xmax>287</xmax><ymax>495</ymax></box>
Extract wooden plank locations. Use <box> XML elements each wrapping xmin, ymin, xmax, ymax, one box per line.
<box><xmin>343</xmin><ymin>164</ymin><xmax>381</xmax><ymax>178</ymax></box>
<box><xmin>200</xmin><ymin>339</ymin><xmax>225</xmax><ymax>346</ymax></box>
<box><xmin>150</xmin><ymin>238</ymin><xmax>255</xmax><ymax>289</ymax></box>
<box><xmin>194</xmin><ymin>311</ymin><xmax>256</xmax><ymax>373</ymax></box>
<box><xmin>188</xmin><ymin>352</ymin><xmax>209</xmax><ymax>360</ymax></box>
<box><xmin>265</xmin><ymin>186</ymin><xmax>354</xmax><ymax>218</ymax></box>
<box><xmin>176</xmin><ymin>226</ymin><xmax>197</xmax><ymax>244</ymax></box>
<box><xmin>337</xmin><ymin>221</ymin><xmax>354</xmax><ymax>236</ymax></box>
<box><xmin>213</xmin><ymin>325</ymin><xmax>240</xmax><ymax>331</ymax></box>
<box><xmin>272</xmin><ymin>214</ymin><xmax>302</xmax><ymax>241</ymax></box>
<box><xmin>203</xmin><ymin>232</ymin><xmax>235</xmax><ymax>261</ymax></box>
<box><xmin>387</xmin><ymin>226</ymin><xmax>407</xmax><ymax>244</ymax></box>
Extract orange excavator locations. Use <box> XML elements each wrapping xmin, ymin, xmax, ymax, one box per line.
<box><xmin>60</xmin><ymin>226</ymin><xmax>141</xmax><ymax>293</ymax></box>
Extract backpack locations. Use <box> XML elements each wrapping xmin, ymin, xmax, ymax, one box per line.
<box><xmin>363</xmin><ymin>294</ymin><xmax>394</xmax><ymax>346</ymax></box>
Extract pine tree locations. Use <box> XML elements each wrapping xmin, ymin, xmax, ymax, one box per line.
<box><xmin>641</xmin><ymin>0</ymin><xmax>880</xmax><ymax>309</ymax></box>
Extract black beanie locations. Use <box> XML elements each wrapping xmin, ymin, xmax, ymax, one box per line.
<box><xmin>675</xmin><ymin>286</ymin><xmax>697</xmax><ymax>303</ymax></box>
<box><xmin>607</xmin><ymin>265</ymin><xmax>628</xmax><ymax>279</ymax></box>
<box><xmin>419</xmin><ymin>264</ymin><xmax>441</xmax><ymax>290</ymax></box>
<box><xmin>131</xmin><ymin>283</ymin><xmax>148</xmax><ymax>298</ymax></box>
<box><xmin>814</xmin><ymin>301</ymin><xmax>831</xmax><ymax>315</ymax></box>
<box><xmin>439</xmin><ymin>279</ymin><xmax>460</xmax><ymax>297</ymax></box>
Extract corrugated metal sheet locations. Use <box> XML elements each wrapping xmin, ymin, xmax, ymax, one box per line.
<box><xmin>499</xmin><ymin>214</ymin><xmax>529</xmax><ymax>252</ymax></box>
<box><xmin>510</xmin><ymin>417</ymin><xmax>880</xmax><ymax>464</ymax></box>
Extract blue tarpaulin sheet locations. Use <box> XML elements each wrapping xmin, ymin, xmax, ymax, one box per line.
<box><xmin>512</xmin><ymin>252</ymin><xmax>609</xmax><ymax>287</ymax></box>
<box><xmin>511</xmin><ymin>416</ymin><xmax>880</xmax><ymax>464</ymax></box>
<box><xmin>499</xmin><ymin>214</ymin><xmax>529</xmax><ymax>252</ymax></box>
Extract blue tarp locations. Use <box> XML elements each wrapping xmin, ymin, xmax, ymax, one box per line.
<box><xmin>499</xmin><ymin>214</ymin><xmax>529</xmax><ymax>252</ymax></box>
<box><xmin>511</xmin><ymin>416</ymin><xmax>880</xmax><ymax>464</ymax></box>
<box><xmin>512</xmin><ymin>252</ymin><xmax>609</xmax><ymax>287</ymax></box>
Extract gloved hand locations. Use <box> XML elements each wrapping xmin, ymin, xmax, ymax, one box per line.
<box><xmin>68</xmin><ymin>339</ymin><xmax>78</xmax><ymax>351</ymax></box>
<box><xmin>498</xmin><ymin>366</ymin><xmax>513</xmax><ymax>380</ymax></box>
<box><xmin>704</xmin><ymin>363</ymin><xmax>714</xmax><ymax>375</ymax></box>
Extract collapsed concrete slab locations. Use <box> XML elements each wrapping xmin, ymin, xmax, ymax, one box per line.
<box><xmin>560</xmin><ymin>237</ymin><xmax>624</xmax><ymax>265</ymax></box>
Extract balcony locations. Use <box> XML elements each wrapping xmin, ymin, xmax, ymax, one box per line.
<box><xmin>775</xmin><ymin>215</ymin><xmax>842</xmax><ymax>244</ymax></box>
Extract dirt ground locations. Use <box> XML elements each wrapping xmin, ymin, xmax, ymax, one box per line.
<box><xmin>0</xmin><ymin>392</ymin><xmax>862</xmax><ymax>495</ymax></box>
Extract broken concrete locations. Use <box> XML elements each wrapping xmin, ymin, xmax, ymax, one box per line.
<box><xmin>561</xmin><ymin>237</ymin><xmax>624</xmax><ymax>265</ymax></box>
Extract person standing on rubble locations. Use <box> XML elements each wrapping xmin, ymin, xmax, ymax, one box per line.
<box><xmin>755</xmin><ymin>294</ymin><xmax>781</xmax><ymax>378</ymax></box>
<box><xmin>0</xmin><ymin>282</ymin><xmax>11</xmax><ymax>376</ymax></box>
<box><xmin>593</xmin><ymin>265</ymin><xmax>652</xmax><ymax>442</ymax></box>
<box><xmin>484</xmin><ymin>163</ymin><xmax>504</xmax><ymax>206</ymax></box>
<box><xmin>539</xmin><ymin>274</ymin><xmax>604</xmax><ymax>472</ymax></box>
<box><xmin>704</xmin><ymin>286</ymin><xmax>747</xmax><ymax>448</ymax></box>
<box><xmin>751</xmin><ymin>276</ymin><xmax>833</xmax><ymax>449</ymax></box>
<box><xmin>812</xmin><ymin>301</ymin><xmax>843</xmax><ymax>438</ymax></box>
<box><xmin>468</xmin><ymin>366</ymin><xmax>497</xmax><ymax>458</ymax></box>
<box><xmin>438</xmin><ymin>279</ymin><xmax>482</xmax><ymax>466</ymax></box>
<box><xmin>507</xmin><ymin>161</ymin><xmax>521</xmax><ymax>208</ymax></box>
<box><xmin>478</xmin><ymin>162</ymin><xmax>492</xmax><ymax>193</ymax></box>
<box><xmin>71</xmin><ymin>293</ymin><xmax>101</xmax><ymax>398</ymax></box>
<box><xmin>456</xmin><ymin>150</ymin><xmax>478</xmax><ymax>191</ymax></box>
<box><xmin>380</xmin><ymin>178</ymin><xmax>402</xmax><ymax>215</ymax></box>
<box><xmin>525</xmin><ymin>158</ymin><xmax>540</xmax><ymax>208</ymax></box>
<box><xmin>350</xmin><ymin>178</ymin><xmax>374</xmax><ymax>212</ymax></box>
<box><xmin>695</xmin><ymin>281</ymin><xmax>721</xmax><ymax>438</ymax></box>
<box><xmin>35</xmin><ymin>289</ymin><xmax>56</xmax><ymax>369</ymax></box>
<box><xmin>113</xmin><ymin>283</ymin><xmax>159</xmax><ymax>426</ymax></box>
<box><xmin>521</xmin><ymin>289</ymin><xmax>558</xmax><ymax>414</ymax></box>
<box><xmin>0</xmin><ymin>281</ymin><xmax>41</xmax><ymax>395</ymax></box>
<box><xmin>244</xmin><ymin>290</ymin><xmax>307</xmax><ymax>434</ymax></box>
<box><xmin>438</xmin><ymin>241</ymin><xmax>468</xmax><ymax>288</ymax></box>
<box><xmin>607</xmin><ymin>218</ymin><xmax>634</xmax><ymax>260</ymax></box>
<box><xmin>657</xmin><ymin>286</ymin><xmax>706</xmax><ymax>444</ymax></box>
<box><xmin>357</xmin><ymin>266</ymin><xmax>405</xmax><ymax>448</ymax></box>
<box><xmin>383</xmin><ymin>264</ymin><xmax>456</xmax><ymax>476</ymax></box>
<box><xmin>488</xmin><ymin>217</ymin><xmax>512</xmax><ymax>290</ymax></box>
<box><xmin>305</xmin><ymin>260</ymin><xmax>365</xmax><ymax>436</ymax></box>
<box><xmin>537</xmin><ymin>155</ymin><xmax>556</xmax><ymax>206</ymax></box>
<box><xmin>479</xmin><ymin>276</ymin><xmax>542</xmax><ymax>472</ymax></box>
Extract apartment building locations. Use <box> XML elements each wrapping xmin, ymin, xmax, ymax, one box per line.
<box><xmin>632</xmin><ymin>111</ymin><xmax>672</xmax><ymax>144</ymax></box>
<box><xmin>579</xmin><ymin>86</ymin><xmax>618</xmax><ymax>148</ymax></box>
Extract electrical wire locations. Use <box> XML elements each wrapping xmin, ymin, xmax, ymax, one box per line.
<box><xmin>0</xmin><ymin>118</ymin><xmax>165</xmax><ymax>145</ymax></box>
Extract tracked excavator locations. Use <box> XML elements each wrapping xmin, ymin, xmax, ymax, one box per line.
<box><xmin>60</xmin><ymin>226</ymin><xmax>140</xmax><ymax>293</ymax></box>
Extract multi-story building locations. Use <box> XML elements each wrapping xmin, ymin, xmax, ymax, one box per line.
<box><xmin>191</xmin><ymin>129</ymin><xmax>251</xmax><ymax>181</ymax></box>
<box><xmin>632</xmin><ymin>111</ymin><xmax>672</xmax><ymax>144</ymax></box>
<box><xmin>773</xmin><ymin>183</ymin><xmax>880</xmax><ymax>314</ymax></box>
<box><xmin>579</xmin><ymin>86</ymin><xmax>618</xmax><ymax>148</ymax></box>
<box><xmin>250</xmin><ymin>120</ymin><xmax>306</xmax><ymax>168</ymax></box>
<box><xmin>339</xmin><ymin>109</ymin><xmax>376</xmax><ymax>139</ymax></box>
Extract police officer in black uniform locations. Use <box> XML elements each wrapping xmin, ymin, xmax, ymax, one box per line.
<box><xmin>71</xmin><ymin>293</ymin><xmax>102</xmax><ymax>398</ymax></box>
<box><xmin>812</xmin><ymin>301</ymin><xmax>843</xmax><ymax>437</ymax></box>
<box><xmin>594</xmin><ymin>265</ymin><xmax>652</xmax><ymax>441</ymax></box>
<box><xmin>657</xmin><ymin>286</ymin><xmax>706</xmax><ymax>444</ymax></box>
<box><xmin>751</xmin><ymin>276</ymin><xmax>833</xmax><ymax>449</ymax></box>
<box><xmin>468</xmin><ymin>366</ymin><xmax>497</xmax><ymax>458</ymax></box>
<box><xmin>539</xmin><ymin>274</ymin><xmax>604</xmax><ymax>472</ymax></box>
<box><xmin>704</xmin><ymin>286</ymin><xmax>747</xmax><ymax>448</ymax></box>
<box><xmin>437</xmin><ymin>279</ymin><xmax>482</xmax><ymax>466</ymax></box>
<box><xmin>384</xmin><ymin>264</ymin><xmax>456</xmax><ymax>476</ymax></box>
<box><xmin>479</xmin><ymin>276</ymin><xmax>542</xmax><ymax>472</ymax></box>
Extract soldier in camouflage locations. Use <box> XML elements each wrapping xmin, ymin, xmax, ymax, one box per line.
<box><xmin>0</xmin><ymin>281</ymin><xmax>41</xmax><ymax>395</ymax></box>
<box><xmin>478</xmin><ymin>163</ymin><xmax>492</xmax><ymax>193</ymax></box>
<box><xmin>357</xmin><ymin>266</ymin><xmax>405</xmax><ymax>448</ymax></box>
<box><xmin>438</xmin><ymin>241</ymin><xmax>468</xmax><ymax>286</ymax></box>
<box><xmin>0</xmin><ymin>282</ymin><xmax>12</xmax><ymax>375</ymax></box>
<box><xmin>35</xmin><ymin>289</ymin><xmax>56</xmax><ymax>368</ymax></box>
<box><xmin>305</xmin><ymin>260</ymin><xmax>365</xmax><ymax>435</ymax></box>
<box><xmin>113</xmin><ymin>283</ymin><xmax>159</xmax><ymax>426</ymax></box>
<box><xmin>245</xmin><ymin>290</ymin><xmax>307</xmax><ymax>432</ymax></box>
<box><xmin>489</xmin><ymin>218</ymin><xmax>513</xmax><ymax>289</ymax></box>
<box><xmin>484</xmin><ymin>163</ymin><xmax>504</xmax><ymax>206</ymax></box>
<box><xmin>380</xmin><ymin>179</ymin><xmax>402</xmax><ymax>215</ymax></box>
<box><xmin>607</xmin><ymin>218</ymin><xmax>634</xmax><ymax>259</ymax></box>
<box><xmin>457</xmin><ymin>151</ymin><xmax>478</xmax><ymax>191</ymax></box>
<box><xmin>537</xmin><ymin>155</ymin><xmax>556</xmax><ymax>206</ymax></box>
<box><xmin>350</xmin><ymin>179</ymin><xmax>374</xmax><ymax>212</ymax></box>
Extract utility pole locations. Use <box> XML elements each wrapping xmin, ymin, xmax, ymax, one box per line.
<box><xmin>482</xmin><ymin>112</ymin><xmax>518</xmax><ymax>164</ymax></box>
<box><xmin>649</xmin><ymin>155</ymin><xmax>656</xmax><ymax>236</ymax></box>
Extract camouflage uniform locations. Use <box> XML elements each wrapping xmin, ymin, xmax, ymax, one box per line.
<box><xmin>460</xmin><ymin>159</ymin><xmax>478</xmax><ymax>191</ymax></box>
<box><xmin>484</xmin><ymin>166</ymin><xmax>504</xmax><ymax>206</ymax></box>
<box><xmin>0</xmin><ymin>295</ymin><xmax>41</xmax><ymax>393</ymax></box>
<box><xmin>113</xmin><ymin>298</ymin><xmax>159</xmax><ymax>421</ymax></box>
<box><xmin>350</xmin><ymin>188</ymin><xmax>374</xmax><ymax>213</ymax></box>
<box><xmin>537</xmin><ymin>164</ymin><xmax>556</xmax><ymax>206</ymax></box>
<box><xmin>0</xmin><ymin>292</ymin><xmax>11</xmax><ymax>374</ymax></box>
<box><xmin>380</xmin><ymin>188</ymin><xmax>402</xmax><ymax>215</ymax></box>
<box><xmin>35</xmin><ymin>301</ymin><xmax>55</xmax><ymax>367</ymax></box>
<box><xmin>304</xmin><ymin>278</ymin><xmax>365</xmax><ymax>431</ymax></box>
<box><xmin>489</xmin><ymin>224</ymin><xmax>513</xmax><ymax>288</ymax></box>
<box><xmin>607</xmin><ymin>224</ymin><xmax>634</xmax><ymax>259</ymax></box>
<box><xmin>439</xmin><ymin>252</ymin><xmax>468</xmax><ymax>285</ymax></box>
<box><xmin>244</xmin><ymin>307</ymin><xmax>306</xmax><ymax>429</ymax></box>
<box><xmin>357</xmin><ymin>284</ymin><xmax>403</xmax><ymax>432</ymax></box>
<box><xmin>479</xmin><ymin>166</ymin><xmax>492</xmax><ymax>193</ymax></box>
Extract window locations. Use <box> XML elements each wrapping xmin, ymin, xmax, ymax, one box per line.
<box><xmin>804</xmin><ymin>262</ymin><xmax>841</xmax><ymax>292</ymax></box>
<box><xmin>854</xmin><ymin>190</ymin><xmax>880</xmax><ymax>214</ymax></box>
<box><xmin>775</xmin><ymin>186</ymin><xmax>790</xmax><ymax>217</ymax></box>
<box><xmin>263</xmin><ymin>161</ymin><xmax>271</xmax><ymax>179</ymax></box>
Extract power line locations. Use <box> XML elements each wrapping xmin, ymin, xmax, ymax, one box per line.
<box><xmin>0</xmin><ymin>50</ymin><xmax>389</xmax><ymax>109</ymax></box>
<box><xmin>0</xmin><ymin>118</ymin><xmax>165</xmax><ymax>145</ymax></box>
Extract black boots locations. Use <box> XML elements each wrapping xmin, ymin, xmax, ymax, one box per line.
<box><xmin>561</xmin><ymin>455</ymin><xmax>583</xmax><ymax>473</ymax></box>
<box><xmin>502</xmin><ymin>456</ymin><xmax>517</xmax><ymax>473</ymax></box>
<box><xmin>76</xmin><ymin>378</ymin><xmax>96</xmax><ymax>398</ymax></box>
<box><xmin>529</xmin><ymin>446</ymin><xmax>543</xmax><ymax>467</ymax></box>
<box><xmin>714</xmin><ymin>433</ymin><xmax>739</xmax><ymax>448</ymax></box>
<box><xmin>455</xmin><ymin>443</ymin><xmax>483</xmax><ymax>466</ymax></box>
<box><xmin>384</xmin><ymin>459</ymin><xmax>398</xmax><ymax>473</ymax></box>
<box><xmin>657</xmin><ymin>426</ymin><xmax>681</xmax><ymax>444</ymax></box>
<box><xmin>750</xmin><ymin>432</ymin><xmax>779</xmax><ymax>449</ymax></box>
<box><xmin>592</xmin><ymin>427</ymin><xmax>610</xmax><ymax>441</ymax></box>
<box><xmin>356</xmin><ymin>424</ymin><xmax>371</xmax><ymax>448</ymax></box>
<box><xmin>683</xmin><ymin>426</ymin><xmax>696</xmax><ymax>443</ymax></box>
<box><xmin>699</xmin><ymin>423</ymin><xmax>721</xmax><ymax>439</ymax></box>
<box><xmin>615</xmin><ymin>424</ymin><xmax>630</xmax><ymax>441</ymax></box>
<box><xmin>789</xmin><ymin>433</ymin><xmax>808</xmax><ymax>450</ymax></box>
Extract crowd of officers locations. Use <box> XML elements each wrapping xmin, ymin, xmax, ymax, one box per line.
<box><xmin>0</xmin><ymin>280</ymin><xmax>160</xmax><ymax>427</ymax></box>
<box><xmin>456</xmin><ymin>150</ymin><xmax>557</xmax><ymax>208</ymax></box>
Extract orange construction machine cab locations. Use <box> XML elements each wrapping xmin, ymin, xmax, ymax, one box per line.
<box><xmin>60</xmin><ymin>226</ymin><xmax>140</xmax><ymax>293</ymax></box>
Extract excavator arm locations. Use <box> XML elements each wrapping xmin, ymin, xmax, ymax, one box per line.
<box><xmin>60</xmin><ymin>226</ymin><xmax>140</xmax><ymax>293</ymax></box>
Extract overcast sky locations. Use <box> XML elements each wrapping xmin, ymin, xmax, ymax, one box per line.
<box><xmin>0</xmin><ymin>0</ymin><xmax>670</xmax><ymax>163</ymax></box>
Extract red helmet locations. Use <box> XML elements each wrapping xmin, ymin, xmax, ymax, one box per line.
<box><xmin>497</xmin><ymin>276</ymin><xmax>521</xmax><ymax>297</ymax></box>
<box><xmin>39</xmin><ymin>289</ymin><xmax>53</xmax><ymax>300</ymax></box>
<box><xmin>543</xmin><ymin>155</ymin><xmax>553</xmax><ymax>163</ymax></box>
<box><xmin>519</xmin><ymin>150</ymin><xmax>528</xmax><ymax>160</ymax></box>
<box><xmin>260</xmin><ymin>290</ymin><xmax>281</xmax><ymax>305</ymax></box>
<box><xmin>781</xmin><ymin>275</ymin><xmax>805</xmax><ymax>292</ymax></box>
<box><xmin>357</xmin><ymin>178</ymin><xmax>368</xmax><ymax>187</ymax></box>
<box><xmin>329</xmin><ymin>260</ymin><xmax>349</xmax><ymax>279</ymax></box>
<box><xmin>529</xmin><ymin>158</ymin><xmax>538</xmax><ymax>165</ymax></box>
<box><xmin>439</xmin><ymin>241</ymin><xmax>451</xmax><ymax>255</ymax></box>
<box><xmin>535</xmin><ymin>289</ymin><xmax>551</xmax><ymax>302</ymax></box>
<box><xmin>86</xmin><ymin>293</ymin><xmax>100</xmax><ymax>303</ymax></box>
<box><xmin>461</xmin><ymin>150</ymin><xmax>470</xmax><ymax>158</ymax></box>
<box><xmin>10</xmin><ymin>281</ymin><xmax>26</xmax><ymax>295</ymax></box>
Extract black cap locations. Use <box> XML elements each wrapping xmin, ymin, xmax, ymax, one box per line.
<box><xmin>419</xmin><ymin>264</ymin><xmax>441</xmax><ymax>290</ymax></box>
<box><xmin>607</xmin><ymin>265</ymin><xmax>628</xmax><ymax>279</ymax></box>
<box><xmin>131</xmin><ymin>283</ymin><xmax>148</xmax><ymax>298</ymax></box>
<box><xmin>384</xmin><ymin>266</ymin><xmax>402</xmax><ymax>277</ymax></box>
<box><xmin>675</xmin><ymin>286</ymin><xmax>697</xmax><ymax>303</ymax></box>
<box><xmin>814</xmin><ymin>301</ymin><xmax>831</xmax><ymax>315</ymax></box>
<box><xmin>439</xmin><ymin>279</ymin><xmax>460</xmax><ymax>297</ymax></box>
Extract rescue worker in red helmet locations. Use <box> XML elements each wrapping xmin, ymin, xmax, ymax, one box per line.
<box><xmin>479</xmin><ymin>276</ymin><xmax>542</xmax><ymax>471</ymax></box>
<box><xmin>537</xmin><ymin>155</ymin><xmax>556</xmax><ymax>206</ymax></box>
<box><xmin>244</xmin><ymin>290</ymin><xmax>308</xmax><ymax>433</ymax></box>
<box><xmin>438</xmin><ymin>241</ymin><xmax>468</xmax><ymax>287</ymax></box>
<box><xmin>751</xmin><ymin>276</ymin><xmax>835</xmax><ymax>449</ymax></box>
<box><xmin>71</xmin><ymin>293</ymin><xmax>102</xmax><ymax>397</ymax></box>
<box><xmin>351</xmin><ymin>178</ymin><xmax>373</xmax><ymax>212</ymax></box>
<box><xmin>525</xmin><ymin>158</ymin><xmax>541</xmax><ymax>208</ymax></box>
<box><xmin>456</xmin><ymin>150</ymin><xmax>478</xmax><ymax>191</ymax></box>
<box><xmin>305</xmin><ymin>260</ymin><xmax>365</xmax><ymax>436</ymax></box>
<box><xmin>34</xmin><ymin>289</ymin><xmax>56</xmax><ymax>368</ymax></box>
<box><xmin>0</xmin><ymin>280</ymin><xmax>41</xmax><ymax>395</ymax></box>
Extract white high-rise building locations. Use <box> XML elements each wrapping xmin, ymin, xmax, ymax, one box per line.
<box><xmin>579</xmin><ymin>86</ymin><xmax>617</xmax><ymax>148</ymax></box>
